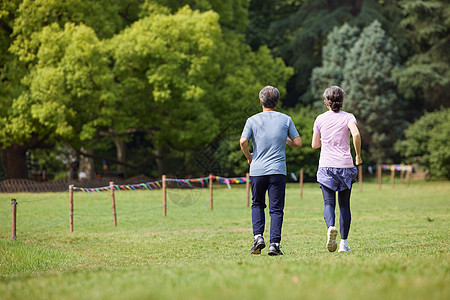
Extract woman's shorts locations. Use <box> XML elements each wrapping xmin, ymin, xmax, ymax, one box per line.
<box><xmin>317</xmin><ymin>167</ymin><xmax>358</xmax><ymax>192</ymax></box>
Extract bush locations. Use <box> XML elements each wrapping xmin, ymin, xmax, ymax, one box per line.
<box><xmin>395</xmin><ymin>108</ymin><xmax>450</xmax><ymax>179</ymax></box>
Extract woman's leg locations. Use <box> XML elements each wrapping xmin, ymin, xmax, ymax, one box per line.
<box><xmin>320</xmin><ymin>184</ymin><xmax>336</xmax><ymax>228</ymax></box>
<box><xmin>338</xmin><ymin>188</ymin><xmax>352</xmax><ymax>239</ymax></box>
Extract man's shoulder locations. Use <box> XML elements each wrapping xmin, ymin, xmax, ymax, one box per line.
<box><xmin>247</xmin><ymin>112</ymin><xmax>263</xmax><ymax>122</ymax></box>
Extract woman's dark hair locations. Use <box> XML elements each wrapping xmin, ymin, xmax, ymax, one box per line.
<box><xmin>259</xmin><ymin>86</ymin><xmax>280</xmax><ymax>109</ymax></box>
<box><xmin>323</xmin><ymin>86</ymin><xmax>345</xmax><ymax>112</ymax></box>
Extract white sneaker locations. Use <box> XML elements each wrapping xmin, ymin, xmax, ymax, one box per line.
<box><xmin>338</xmin><ymin>240</ymin><xmax>351</xmax><ymax>253</ymax></box>
<box><xmin>326</xmin><ymin>226</ymin><xmax>338</xmax><ymax>252</ymax></box>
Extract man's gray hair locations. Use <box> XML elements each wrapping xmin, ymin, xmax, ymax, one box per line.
<box><xmin>259</xmin><ymin>86</ymin><xmax>280</xmax><ymax>109</ymax></box>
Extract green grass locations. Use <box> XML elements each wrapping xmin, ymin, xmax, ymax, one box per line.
<box><xmin>0</xmin><ymin>181</ymin><xmax>448</xmax><ymax>299</ymax></box>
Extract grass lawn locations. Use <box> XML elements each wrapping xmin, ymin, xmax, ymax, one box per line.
<box><xmin>0</xmin><ymin>180</ymin><xmax>448</xmax><ymax>299</ymax></box>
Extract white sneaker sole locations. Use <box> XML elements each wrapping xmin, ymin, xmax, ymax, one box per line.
<box><xmin>327</xmin><ymin>226</ymin><xmax>338</xmax><ymax>252</ymax></box>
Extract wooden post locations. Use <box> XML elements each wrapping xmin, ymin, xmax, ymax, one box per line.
<box><xmin>406</xmin><ymin>167</ymin><xmax>411</xmax><ymax>187</ymax></box>
<box><xmin>299</xmin><ymin>168</ymin><xmax>304</xmax><ymax>199</ymax></box>
<box><xmin>162</xmin><ymin>175</ymin><xmax>167</xmax><ymax>216</ymax></box>
<box><xmin>400</xmin><ymin>169</ymin><xmax>405</xmax><ymax>183</ymax></box>
<box><xmin>11</xmin><ymin>199</ymin><xmax>17</xmax><ymax>241</ymax></box>
<box><xmin>358</xmin><ymin>165</ymin><xmax>363</xmax><ymax>192</ymax></box>
<box><xmin>110</xmin><ymin>181</ymin><xmax>117</xmax><ymax>227</ymax></box>
<box><xmin>246</xmin><ymin>173</ymin><xmax>250</xmax><ymax>207</ymax></box>
<box><xmin>377</xmin><ymin>165</ymin><xmax>382</xmax><ymax>191</ymax></box>
<box><xmin>390</xmin><ymin>168</ymin><xmax>395</xmax><ymax>188</ymax></box>
<box><xmin>209</xmin><ymin>174</ymin><xmax>213</xmax><ymax>210</ymax></box>
<box><xmin>69</xmin><ymin>185</ymin><xmax>74</xmax><ymax>233</ymax></box>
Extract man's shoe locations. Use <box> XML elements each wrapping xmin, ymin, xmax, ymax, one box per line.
<box><xmin>326</xmin><ymin>226</ymin><xmax>338</xmax><ymax>252</ymax></box>
<box><xmin>268</xmin><ymin>243</ymin><xmax>283</xmax><ymax>256</ymax></box>
<box><xmin>250</xmin><ymin>236</ymin><xmax>266</xmax><ymax>254</ymax></box>
<box><xmin>338</xmin><ymin>241</ymin><xmax>351</xmax><ymax>253</ymax></box>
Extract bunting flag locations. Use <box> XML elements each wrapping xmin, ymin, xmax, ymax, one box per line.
<box><xmin>381</xmin><ymin>164</ymin><xmax>413</xmax><ymax>172</ymax></box>
<box><xmin>72</xmin><ymin>175</ymin><xmax>250</xmax><ymax>195</ymax></box>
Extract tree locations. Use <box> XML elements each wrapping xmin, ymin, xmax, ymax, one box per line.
<box><xmin>266</xmin><ymin>0</ymin><xmax>393</xmax><ymax>106</ymax></box>
<box><xmin>395</xmin><ymin>108</ymin><xmax>450</xmax><ymax>179</ymax></box>
<box><xmin>0</xmin><ymin>0</ymin><xmax>140</xmax><ymax>178</ymax></box>
<box><xmin>150</xmin><ymin>0</ymin><xmax>251</xmax><ymax>31</ymax></box>
<box><xmin>343</xmin><ymin>20</ymin><xmax>406</xmax><ymax>163</ymax></box>
<box><xmin>309</xmin><ymin>23</ymin><xmax>360</xmax><ymax>105</ymax></box>
<box><xmin>245</xmin><ymin>0</ymin><xmax>303</xmax><ymax>52</ymax></box>
<box><xmin>393</xmin><ymin>0</ymin><xmax>450</xmax><ymax>110</ymax></box>
<box><xmin>0</xmin><ymin>1</ymin><xmax>293</xmax><ymax>179</ymax></box>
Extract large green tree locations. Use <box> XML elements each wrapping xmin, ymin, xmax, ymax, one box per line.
<box><xmin>343</xmin><ymin>20</ymin><xmax>406</xmax><ymax>163</ymax></box>
<box><xmin>0</xmin><ymin>0</ymin><xmax>139</xmax><ymax>178</ymax></box>
<box><xmin>0</xmin><ymin>1</ymin><xmax>293</xmax><ymax>179</ymax></box>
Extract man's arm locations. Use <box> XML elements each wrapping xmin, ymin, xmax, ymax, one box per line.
<box><xmin>348</xmin><ymin>122</ymin><xmax>362</xmax><ymax>165</ymax></box>
<box><xmin>287</xmin><ymin>136</ymin><xmax>302</xmax><ymax>148</ymax></box>
<box><xmin>240</xmin><ymin>136</ymin><xmax>253</xmax><ymax>165</ymax></box>
<box><xmin>311</xmin><ymin>133</ymin><xmax>321</xmax><ymax>149</ymax></box>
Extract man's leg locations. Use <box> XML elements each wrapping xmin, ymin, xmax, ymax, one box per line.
<box><xmin>251</xmin><ymin>176</ymin><xmax>268</xmax><ymax>236</ymax></box>
<box><xmin>267</xmin><ymin>174</ymin><xmax>286</xmax><ymax>244</ymax></box>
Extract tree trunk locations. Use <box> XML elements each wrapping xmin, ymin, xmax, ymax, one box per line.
<box><xmin>2</xmin><ymin>145</ymin><xmax>28</xmax><ymax>178</ymax></box>
<box><xmin>114</xmin><ymin>138</ymin><xmax>127</xmax><ymax>177</ymax></box>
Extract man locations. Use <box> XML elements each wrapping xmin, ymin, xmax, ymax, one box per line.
<box><xmin>240</xmin><ymin>86</ymin><xmax>302</xmax><ymax>255</ymax></box>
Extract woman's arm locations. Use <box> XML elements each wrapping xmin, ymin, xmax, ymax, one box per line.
<box><xmin>348</xmin><ymin>122</ymin><xmax>362</xmax><ymax>165</ymax></box>
<box><xmin>311</xmin><ymin>133</ymin><xmax>321</xmax><ymax>149</ymax></box>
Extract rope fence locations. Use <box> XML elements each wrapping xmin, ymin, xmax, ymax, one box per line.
<box><xmin>3</xmin><ymin>167</ymin><xmax>413</xmax><ymax>240</ymax></box>
<box><xmin>4</xmin><ymin>173</ymin><xmax>253</xmax><ymax>240</ymax></box>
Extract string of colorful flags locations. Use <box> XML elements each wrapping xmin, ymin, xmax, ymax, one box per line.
<box><xmin>72</xmin><ymin>175</ymin><xmax>249</xmax><ymax>195</ymax></box>
<box><xmin>381</xmin><ymin>164</ymin><xmax>413</xmax><ymax>172</ymax></box>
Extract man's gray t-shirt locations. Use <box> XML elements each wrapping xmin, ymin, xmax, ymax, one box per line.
<box><xmin>241</xmin><ymin>111</ymin><xmax>300</xmax><ymax>176</ymax></box>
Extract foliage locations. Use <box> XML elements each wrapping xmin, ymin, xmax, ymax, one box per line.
<box><xmin>0</xmin><ymin>0</ymin><xmax>292</xmax><ymax>178</ymax></box>
<box><xmin>108</xmin><ymin>6</ymin><xmax>293</xmax><ymax>174</ymax></box>
<box><xmin>264</xmin><ymin>0</ymin><xmax>393</xmax><ymax>106</ymax></box>
<box><xmin>310</xmin><ymin>23</ymin><xmax>360</xmax><ymax>106</ymax></box>
<box><xmin>284</xmin><ymin>105</ymin><xmax>321</xmax><ymax>179</ymax></box>
<box><xmin>395</xmin><ymin>108</ymin><xmax>450</xmax><ymax>179</ymax></box>
<box><xmin>343</xmin><ymin>20</ymin><xmax>406</xmax><ymax>163</ymax></box>
<box><xmin>393</xmin><ymin>0</ymin><xmax>450</xmax><ymax>110</ymax></box>
<box><xmin>150</xmin><ymin>0</ymin><xmax>251</xmax><ymax>31</ymax></box>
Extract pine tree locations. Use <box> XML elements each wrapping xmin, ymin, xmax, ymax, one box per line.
<box><xmin>343</xmin><ymin>20</ymin><xmax>406</xmax><ymax>163</ymax></box>
<box><xmin>267</xmin><ymin>0</ymin><xmax>391</xmax><ymax>106</ymax></box>
<box><xmin>310</xmin><ymin>23</ymin><xmax>360</xmax><ymax>105</ymax></box>
<box><xmin>393</xmin><ymin>0</ymin><xmax>450</xmax><ymax>110</ymax></box>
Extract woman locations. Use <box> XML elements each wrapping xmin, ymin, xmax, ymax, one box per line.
<box><xmin>312</xmin><ymin>86</ymin><xmax>362</xmax><ymax>253</ymax></box>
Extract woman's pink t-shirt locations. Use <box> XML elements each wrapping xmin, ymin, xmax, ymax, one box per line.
<box><xmin>313</xmin><ymin>110</ymin><xmax>357</xmax><ymax>168</ymax></box>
